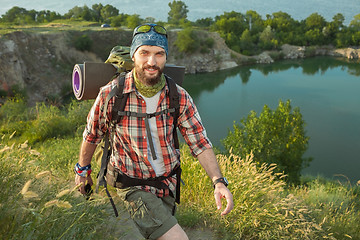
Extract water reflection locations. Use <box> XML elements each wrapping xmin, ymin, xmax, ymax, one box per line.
<box><xmin>182</xmin><ymin>56</ymin><xmax>360</xmax><ymax>182</ymax></box>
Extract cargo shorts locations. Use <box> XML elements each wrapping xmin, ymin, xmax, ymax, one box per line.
<box><xmin>117</xmin><ymin>187</ymin><xmax>178</xmax><ymax>240</ymax></box>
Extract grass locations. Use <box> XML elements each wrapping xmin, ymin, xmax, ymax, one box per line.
<box><xmin>0</xmin><ymin>19</ymin><xmax>109</xmax><ymax>35</ymax></box>
<box><xmin>1</xmin><ymin>99</ymin><xmax>360</xmax><ymax>239</ymax></box>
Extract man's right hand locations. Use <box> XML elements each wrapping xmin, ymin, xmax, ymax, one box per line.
<box><xmin>75</xmin><ymin>174</ymin><xmax>93</xmax><ymax>195</ymax></box>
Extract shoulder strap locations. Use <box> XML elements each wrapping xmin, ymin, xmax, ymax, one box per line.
<box><xmin>111</xmin><ymin>73</ymin><xmax>129</xmax><ymax>123</ymax></box>
<box><xmin>96</xmin><ymin>73</ymin><xmax>128</xmax><ymax>218</ymax></box>
<box><xmin>165</xmin><ymin>75</ymin><xmax>180</xmax><ymax>150</ymax></box>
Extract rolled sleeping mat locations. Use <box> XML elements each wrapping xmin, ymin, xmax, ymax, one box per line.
<box><xmin>72</xmin><ymin>62</ymin><xmax>185</xmax><ymax>100</ymax></box>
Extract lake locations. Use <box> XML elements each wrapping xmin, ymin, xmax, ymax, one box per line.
<box><xmin>182</xmin><ymin>57</ymin><xmax>360</xmax><ymax>183</ymax></box>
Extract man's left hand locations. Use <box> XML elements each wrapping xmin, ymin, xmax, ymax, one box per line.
<box><xmin>214</xmin><ymin>184</ymin><xmax>234</xmax><ymax>215</ymax></box>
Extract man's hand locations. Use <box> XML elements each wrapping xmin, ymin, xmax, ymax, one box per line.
<box><xmin>75</xmin><ymin>174</ymin><xmax>93</xmax><ymax>195</ymax></box>
<box><xmin>214</xmin><ymin>183</ymin><xmax>234</xmax><ymax>216</ymax></box>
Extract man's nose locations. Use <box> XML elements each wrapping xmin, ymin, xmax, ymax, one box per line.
<box><xmin>147</xmin><ymin>55</ymin><xmax>156</xmax><ymax>66</ymax></box>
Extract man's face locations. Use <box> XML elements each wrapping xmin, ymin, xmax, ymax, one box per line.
<box><xmin>132</xmin><ymin>45</ymin><xmax>167</xmax><ymax>86</ymax></box>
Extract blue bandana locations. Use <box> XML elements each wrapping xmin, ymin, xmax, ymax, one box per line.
<box><xmin>130</xmin><ymin>28</ymin><xmax>168</xmax><ymax>58</ymax></box>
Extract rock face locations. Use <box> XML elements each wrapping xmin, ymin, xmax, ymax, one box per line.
<box><xmin>281</xmin><ymin>44</ymin><xmax>306</xmax><ymax>59</ymax></box>
<box><xmin>334</xmin><ymin>48</ymin><xmax>360</xmax><ymax>59</ymax></box>
<box><xmin>0</xmin><ymin>31</ymin><xmax>102</xmax><ymax>104</ymax></box>
<box><xmin>167</xmin><ymin>31</ymin><xmax>243</xmax><ymax>74</ymax></box>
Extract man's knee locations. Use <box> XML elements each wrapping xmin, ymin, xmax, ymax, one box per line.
<box><xmin>157</xmin><ymin>224</ymin><xmax>188</xmax><ymax>240</ymax></box>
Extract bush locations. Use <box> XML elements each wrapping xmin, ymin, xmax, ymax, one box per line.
<box><xmin>74</xmin><ymin>34</ymin><xmax>92</xmax><ymax>51</ymax></box>
<box><xmin>222</xmin><ymin>100</ymin><xmax>311</xmax><ymax>184</ymax></box>
<box><xmin>24</xmin><ymin>103</ymin><xmax>73</xmax><ymax>143</ymax></box>
<box><xmin>175</xmin><ymin>27</ymin><xmax>200</xmax><ymax>53</ymax></box>
<box><xmin>0</xmin><ymin>97</ymin><xmax>28</xmax><ymax>123</ymax></box>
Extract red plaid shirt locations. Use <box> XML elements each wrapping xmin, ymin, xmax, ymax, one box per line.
<box><xmin>83</xmin><ymin>71</ymin><xmax>212</xmax><ymax>197</ymax></box>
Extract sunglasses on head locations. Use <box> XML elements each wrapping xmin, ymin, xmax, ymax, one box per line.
<box><xmin>133</xmin><ymin>24</ymin><xmax>167</xmax><ymax>38</ymax></box>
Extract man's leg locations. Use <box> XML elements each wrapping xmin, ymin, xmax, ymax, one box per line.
<box><xmin>118</xmin><ymin>187</ymin><xmax>187</xmax><ymax>240</ymax></box>
<box><xmin>157</xmin><ymin>223</ymin><xmax>188</xmax><ymax>240</ymax></box>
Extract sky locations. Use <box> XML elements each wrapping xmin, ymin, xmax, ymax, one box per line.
<box><xmin>0</xmin><ymin>0</ymin><xmax>359</xmax><ymax>25</ymax></box>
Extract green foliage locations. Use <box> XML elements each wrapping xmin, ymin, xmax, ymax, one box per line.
<box><xmin>222</xmin><ymin>100</ymin><xmax>311</xmax><ymax>184</ymax></box>
<box><xmin>0</xmin><ymin>6</ymin><xmax>61</xmax><ymax>24</ymax></box>
<box><xmin>126</xmin><ymin>14</ymin><xmax>141</xmax><ymax>29</ymax></box>
<box><xmin>24</xmin><ymin>103</ymin><xmax>73</xmax><ymax>143</ymax></box>
<box><xmin>74</xmin><ymin>34</ymin><xmax>93</xmax><ymax>51</ymax></box>
<box><xmin>0</xmin><ymin>97</ymin><xmax>30</xmax><ymax>136</ymax></box>
<box><xmin>0</xmin><ymin>98</ymin><xmax>92</xmax><ymax>144</ymax></box>
<box><xmin>175</xmin><ymin>27</ymin><xmax>199</xmax><ymax>53</ymax></box>
<box><xmin>168</xmin><ymin>0</ymin><xmax>189</xmax><ymax>25</ymax></box>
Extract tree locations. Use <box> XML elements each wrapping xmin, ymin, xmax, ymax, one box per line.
<box><xmin>168</xmin><ymin>0</ymin><xmax>188</xmax><ymax>25</ymax></box>
<box><xmin>259</xmin><ymin>25</ymin><xmax>278</xmax><ymax>50</ymax></box>
<box><xmin>305</xmin><ymin>13</ymin><xmax>326</xmax><ymax>30</ymax></box>
<box><xmin>91</xmin><ymin>3</ymin><xmax>104</xmax><ymax>22</ymax></box>
<box><xmin>239</xmin><ymin>29</ymin><xmax>254</xmax><ymax>55</ymax></box>
<box><xmin>349</xmin><ymin>14</ymin><xmax>360</xmax><ymax>31</ymax></box>
<box><xmin>222</xmin><ymin>100</ymin><xmax>311</xmax><ymax>184</ymax></box>
<box><xmin>174</xmin><ymin>27</ymin><xmax>199</xmax><ymax>53</ymax></box>
<box><xmin>126</xmin><ymin>14</ymin><xmax>141</xmax><ymax>29</ymax></box>
<box><xmin>100</xmin><ymin>4</ymin><xmax>119</xmax><ymax>22</ymax></box>
<box><xmin>245</xmin><ymin>10</ymin><xmax>264</xmax><ymax>34</ymax></box>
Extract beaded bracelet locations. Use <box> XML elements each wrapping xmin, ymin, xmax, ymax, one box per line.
<box><xmin>74</xmin><ymin>163</ymin><xmax>92</xmax><ymax>177</ymax></box>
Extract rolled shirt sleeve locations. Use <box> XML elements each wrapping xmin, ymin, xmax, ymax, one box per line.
<box><xmin>177</xmin><ymin>87</ymin><xmax>213</xmax><ymax>157</ymax></box>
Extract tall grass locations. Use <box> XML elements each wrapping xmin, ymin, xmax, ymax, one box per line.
<box><xmin>0</xmin><ymin>98</ymin><xmax>93</xmax><ymax>144</ymax></box>
<box><xmin>1</xmin><ymin>98</ymin><xmax>359</xmax><ymax>239</ymax></box>
<box><xmin>179</xmin><ymin>147</ymin><xmax>331</xmax><ymax>239</ymax></box>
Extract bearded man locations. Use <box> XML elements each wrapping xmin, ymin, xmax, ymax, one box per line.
<box><xmin>75</xmin><ymin>23</ymin><xmax>233</xmax><ymax>240</ymax></box>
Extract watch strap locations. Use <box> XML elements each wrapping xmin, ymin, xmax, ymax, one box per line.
<box><xmin>213</xmin><ymin>177</ymin><xmax>228</xmax><ymax>188</ymax></box>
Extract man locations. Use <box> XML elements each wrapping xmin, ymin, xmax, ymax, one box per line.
<box><xmin>75</xmin><ymin>23</ymin><xmax>233</xmax><ymax>240</ymax></box>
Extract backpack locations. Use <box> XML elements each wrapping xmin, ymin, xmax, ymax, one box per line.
<box><xmin>94</xmin><ymin>51</ymin><xmax>182</xmax><ymax>217</ymax></box>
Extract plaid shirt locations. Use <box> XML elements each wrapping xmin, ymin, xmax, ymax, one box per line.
<box><xmin>83</xmin><ymin>71</ymin><xmax>212</xmax><ymax>198</ymax></box>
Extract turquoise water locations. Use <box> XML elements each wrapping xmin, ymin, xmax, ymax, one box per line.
<box><xmin>183</xmin><ymin>57</ymin><xmax>360</xmax><ymax>182</ymax></box>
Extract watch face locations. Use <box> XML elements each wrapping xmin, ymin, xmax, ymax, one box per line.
<box><xmin>223</xmin><ymin>177</ymin><xmax>229</xmax><ymax>185</ymax></box>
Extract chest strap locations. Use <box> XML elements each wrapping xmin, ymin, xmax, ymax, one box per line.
<box><xmin>116</xmin><ymin>108</ymin><xmax>176</xmax><ymax>160</ymax></box>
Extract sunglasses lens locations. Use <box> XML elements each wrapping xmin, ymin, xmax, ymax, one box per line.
<box><xmin>137</xmin><ymin>25</ymin><xmax>152</xmax><ymax>33</ymax></box>
<box><xmin>153</xmin><ymin>26</ymin><xmax>167</xmax><ymax>35</ymax></box>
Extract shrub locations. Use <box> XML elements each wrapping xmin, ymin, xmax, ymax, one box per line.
<box><xmin>0</xmin><ymin>97</ymin><xmax>28</xmax><ymax>122</ymax></box>
<box><xmin>24</xmin><ymin>103</ymin><xmax>73</xmax><ymax>143</ymax></box>
<box><xmin>175</xmin><ymin>27</ymin><xmax>200</xmax><ymax>53</ymax></box>
<box><xmin>222</xmin><ymin>100</ymin><xmax>311</xmax><ymax>184</ymax></box>
<box><xmin>74</xmin><ymin>34</ymin><xmax>92</xmax><ymax>51</ymax></box>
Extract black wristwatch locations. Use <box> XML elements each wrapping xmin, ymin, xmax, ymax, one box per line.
<box><xmin>213</xmin><ymin>177</ymin><xmax>228</xmax><ymax>188</ymax></box>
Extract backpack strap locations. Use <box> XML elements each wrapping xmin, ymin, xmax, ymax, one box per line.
<box><xmin>96</xmin><ymin>73</ymin><xmax>127</xmax><ymax>217</ymax></box>
<box><xmin>165</xmin><ymin>75</ymin><xmax>180</xmax><ymax>150</ymax></box>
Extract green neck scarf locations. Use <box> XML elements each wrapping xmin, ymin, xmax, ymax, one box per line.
<box><xmin>133</xmin><ymin>69</ymin><xmax>166</xmax><ymax>98</ymax></box>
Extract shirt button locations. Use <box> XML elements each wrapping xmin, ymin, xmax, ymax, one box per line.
<box><xmin>143</xmin><ymin>136</ymin><xmax>146</xmax><ymax>139</ymax></box>
<box><xmin>144</xmin><ymin>154</ymin><xmax>147</xmax><ymax>158</ymax></box>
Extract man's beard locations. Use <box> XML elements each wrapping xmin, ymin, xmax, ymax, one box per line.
<box><xmin>135</xmin><ymin>63</ymin><xmax>164</xmax><ymax>86</ymax></box>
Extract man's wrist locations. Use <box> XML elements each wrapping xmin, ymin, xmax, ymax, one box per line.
<box><xmin>74</xmin><ymin>162</ymin><xmax>92</xmax><ymax>177</ymax></box>
<box><xmin>213</xmin><ymin>177</ymin><xmax>228</xmax><ymax>188</ymax></box>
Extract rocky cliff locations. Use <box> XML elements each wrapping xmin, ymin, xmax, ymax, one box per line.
<box><xmin>0</xmin><ymin>29</ymin><xmax>358</xmax><ymax>104</ymax></box>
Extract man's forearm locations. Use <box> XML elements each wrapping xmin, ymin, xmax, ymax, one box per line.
<box><xmin>197</xmin><ymin>148</ymin><xmax>223</xmax><ymax>182</ymax></box>
<box><xmin>79</xmin><ymin>141</ymin><xmax>97</xmax><ymax>166</ymax></box>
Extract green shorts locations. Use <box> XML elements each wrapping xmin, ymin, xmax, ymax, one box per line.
<box><xmin>117</xmin><ymin>187</ymin><xmax>178</xmax><ymax>240</ymax></box>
